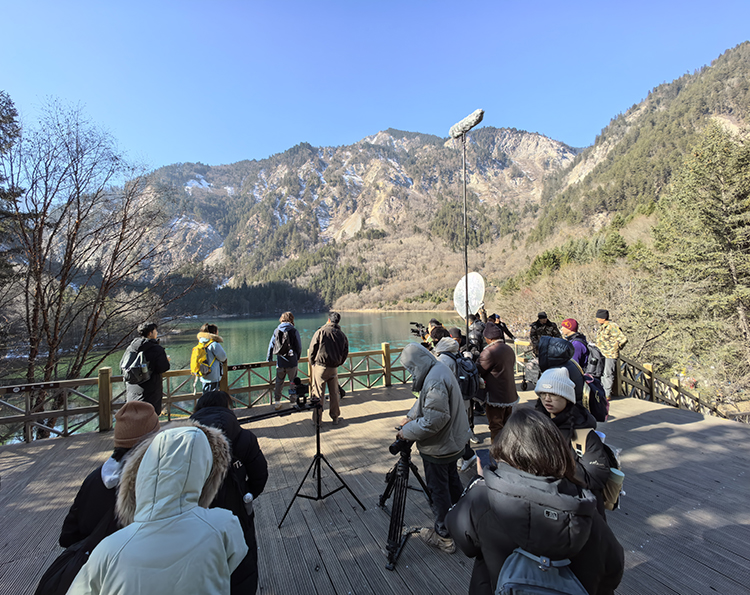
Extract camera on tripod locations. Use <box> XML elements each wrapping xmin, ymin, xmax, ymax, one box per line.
<box><xmin>409</xmin><ymin>321</ymin><xmax>427</xmax><ymax>340</ymax></box>
<box><xmin>388</xmin><ymin>438</ymin><xmax>414</xmax><ymax>456</ymax></box>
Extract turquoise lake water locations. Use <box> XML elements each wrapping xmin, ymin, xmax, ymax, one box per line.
<box><xmin>101</xmin><ymin>311</ymin><xmax>466</xmax><ymax>373</ymax></box>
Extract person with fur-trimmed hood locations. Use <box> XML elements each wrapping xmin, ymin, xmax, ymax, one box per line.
<box><xmin>397</xmin><ymin>343</ymin><xmax>472</xmax><ymax>554</ymax></box>
<box><xmin>197</xmin><ymin>323</ymin><xmax>228</xmax><ymax>395</ymax></box>
<box><xmin>67</xmin><ymin>423</ymin><xmax>247</xmax><ymax>595</ymax></box>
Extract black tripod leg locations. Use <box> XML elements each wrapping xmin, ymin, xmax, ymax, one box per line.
<box><xmin>318</xmin><ymin>454</ymin><xmax>366</xmax><ymax>510</ymax></box>
<box><xmin>378</xmin><ymin>461</ymin><xmax>400</xmax><ymax>507</ymax></box>
<box><xmin>278</xmin><ymin>454</ymin><xmax>319</xmax><ymax>529</ymax></box>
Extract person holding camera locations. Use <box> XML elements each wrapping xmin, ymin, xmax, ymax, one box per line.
<box><xmin>397</xmin><ymin>342</ymin><xmax>472</xmax><ymax>554</ymax></box>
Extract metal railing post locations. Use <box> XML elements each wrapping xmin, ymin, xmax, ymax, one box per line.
<box><xmin>382</xmin><ymin>342</ymin><xmax>392</xmax><ymax>387</ymax></box>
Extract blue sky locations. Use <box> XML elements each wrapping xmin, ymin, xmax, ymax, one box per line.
<box><xmin>4</xmin><ymin>1</ymin><xmax>749</xmax><ymax>169</ymax></box>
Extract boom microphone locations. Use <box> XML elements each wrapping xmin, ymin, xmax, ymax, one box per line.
<box><xmin>449</xmin><ymin>109</ymin><xmax>485</xmax><ymax>138</ymax></box>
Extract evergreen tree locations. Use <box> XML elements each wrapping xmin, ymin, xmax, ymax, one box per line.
<box><xmin>653</xmin><ymin>123</ymin><xmax>750</xmax><ymax>367</ymax></box>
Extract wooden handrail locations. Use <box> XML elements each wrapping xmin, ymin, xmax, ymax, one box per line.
<box><xmin>1</xmin><ymin>344</ymin><xmax>409</xmax><ymax>443</ymax></box>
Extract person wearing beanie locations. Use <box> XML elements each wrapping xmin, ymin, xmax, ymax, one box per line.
<box><xmin>594</xmin><ymin>309</ymin><xmax>628</xmax><ymax>399</ymax></box>
<box><xmin>535</xmin><ymin>367</ymin><xmax>611</xmax><ymax>518</ymax></box>
<box><xmin>560</xmin><ymin>318</ymin><xmax>589</xmax><ymax>369</ymax></box>
<box><xmin>59</xmin><ymin>402</ymin><xmax>161</xmax><ymax>549</ymax></box>
<box><xmin>476</xmin><ymin>322</ymin><xmax>519</xmax><ymax>443</ymax></box>
<box><xmin>529</xmin><ymin>311</ymin><xmax>562</xmax><ymax>356</ymax></box>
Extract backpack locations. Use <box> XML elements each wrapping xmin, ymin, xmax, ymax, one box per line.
<box><xmin>34</xmin><ymin>508</ymin><xmax>115</xmax><ymax>595</ymax></box>
<box><xmin>584</xmin><ymin>343</ymin><xmax>605</xmax><ymax>378</ymax></box>
<box><xmin>571</xmin><ymin>428</ymin><xmax>624</xmax><ymax>511</ymax></box>
<box><xmin>272</xmin><ymin>328</ymin><xmax>292</xmax><ymax>356</ymax></box>
<box><xmin>495</xmin><ymin>547</ymin><xmax>588</xmax><ymax>595</ymax></box>
<box><xmin>120</xmin><ymin>347</ymin><xmax>150</xmax><ymax>385</ymax></box>
<box><xmin>582</xmin><ymin>374</ymin><xmax>609</xmax><ymax>422</ymax></box>
<box><xmin>190</xmin><ymin>341</ymin><xmax>215</xmax><ymax>377</ymax></box>
<box><xmin>444</xmin><ymin>352</ymin><xmax>480</xmax><ymax>401</ymax></box>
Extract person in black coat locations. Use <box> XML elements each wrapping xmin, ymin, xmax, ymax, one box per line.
<box><xmin>445</xmin><ymin>408</ymin><xmax>623</xmax><ymax>595</ymax></box>
<box><xmin>535</xmin><ymin>367</ymin><xmax>611</xmax><ymax>518</ymax></box>
<box><xmin>124</xmin><ymin>321</ymin><xmax>171</xmax><ymax>414</ymax></box>
<box><xmin>537</xmin><ymin>335</ymin><xmax>586</xmax><ymax>405</ymax></box>
<box><xmin>59</xmin><ymin>401</ymin><xmax>161</xmax><ymax>547</ymax></box>
<box><xmin>191</xmin><ymin>391</ymin><xmax>269</xmax><ymax>595</ymax></box>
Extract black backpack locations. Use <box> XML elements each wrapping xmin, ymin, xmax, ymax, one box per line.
<box><xmin>120</xmin><ymin>347</ymin><xmax>150</xmax><ymax>384</ymax></box>
<box><xmin>583</xmin><ymin>373</ymin><xmax>609</xmax><ymax>422</ymax></box>
<box><xmin>584</xmin><ymin>343</ymin><xmax>605</xmax><ymax>378</ymax></box>
<box><xmin>444</xmin><ymin>352</ymin><xmax>480</xmax><ymax>401</ymax></box>
<box><xmin>272</xmin><ymin>328</ymin><xmax>292</xmax><ymax>356</ymax></box>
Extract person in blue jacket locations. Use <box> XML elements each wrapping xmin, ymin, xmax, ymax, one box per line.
<box><xmin>267</xmin><ymin>311</ymin><xmax>302</xmax><ymax>410</ymax></box>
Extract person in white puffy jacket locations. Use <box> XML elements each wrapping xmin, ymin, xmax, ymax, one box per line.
<box><xmin>67</xmin><ymin>424</ymin><xmax>247</xmax><ymax>595</ymax></box>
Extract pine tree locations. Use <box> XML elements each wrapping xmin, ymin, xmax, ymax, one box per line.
<box><xmin>653</xmin><ymin>122</ymin><xmax>750</xmax><ymax>367</ymax></box>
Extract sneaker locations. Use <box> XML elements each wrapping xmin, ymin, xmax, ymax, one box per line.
<box><xmin>418</xmin><ymin>527</ymin><xmax>455</xmax><ymax>554</ymax></box>
<box><xmin>274</xmin><ymin>400</ymin><xmax>282</xmax><ymax>410</ymax></box>
<box><xmin>331</xmin><ymin>416</ymin><xmax>342</xmax><ymax>426</ymax></box>
<box><xmin>469</xmin><ymin>433</ymin><xmax>482</xmax><ymax>445</ymax></box>
<box><xmin>460</xmin><ymin>454</ymin><xmax>478</xmax><ymax>473</ymax></box>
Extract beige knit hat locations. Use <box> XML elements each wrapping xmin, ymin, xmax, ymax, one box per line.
<box><xmin>535</xmin><ymin>367</ymin><xmax>576</xmax><ymax>404</ymax></box>
<box><xmin>114</xmin><ymin>401</ymin><xmax>160</xmax><ymax>448</ymax></box>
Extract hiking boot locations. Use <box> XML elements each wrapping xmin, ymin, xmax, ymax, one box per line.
<box><xmin>460</xmin><ymin>454</ymin><xmax>478</xmax><ymax>473</ymax></box>
<box><xmin>418</xmin><ymin>527</ymin><xmax>455</xmax><ymax>554</ymax></box>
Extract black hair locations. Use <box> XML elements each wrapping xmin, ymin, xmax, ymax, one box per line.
<box><xmin>490</xmin><ymin>408</ymin><xmax>576</xmax><ymax>482</ymax></box>
<box><xmin>138</xmin><ymin>322</ymin><xmax>158</xmax><ymax>337</ymax></box>
<box><xmin>195</xmin><ymin>390</ymin><xmax>232</xmax><ymax>411</ymax></box>
<box><xmin>112</xmin><ymin>447</ymin><xmax>131</xmax><ymax>462</ymax></box>
<box><xmin>329</xmin><ymin>311</ymin><xmax>341</xmax><ymax>324</ymax></box>
<box><xmin>430</xmin><ymin>326</ymin><xmax>451</xmax><ymax>342</ymax></box>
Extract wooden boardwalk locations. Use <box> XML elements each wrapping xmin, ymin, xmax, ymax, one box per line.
<box><xmin>2</xmin><ymin>385</ymin><xmax>750</xmax><ymax>594</ymax></box>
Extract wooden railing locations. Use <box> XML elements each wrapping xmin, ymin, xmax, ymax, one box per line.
<box><xmin>0</xmin><ymin>343</ymin><xmax>408</xmax><ymax>443</ymax></box>
<box><xmin>617</xmin><ymin>355</ymin><xmax>729</xmax><ymax>419</ymax></box>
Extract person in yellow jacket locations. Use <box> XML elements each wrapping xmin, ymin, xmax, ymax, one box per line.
<box><xmin>594</xmin><ymin>309</ymin><xmax>627</xmax><ymax>399</ymax></box>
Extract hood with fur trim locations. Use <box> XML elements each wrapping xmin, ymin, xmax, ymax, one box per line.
<box><xmin>197</xmin><ymin>331</ymin><xmax>223</xmax><ymax>344</ymax></box>
<box><xmin>116</xmin><ymin>421</ymin><xmax>230</xmax><ymax>527</ymax></box>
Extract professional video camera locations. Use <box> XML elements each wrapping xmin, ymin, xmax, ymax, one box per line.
<box><xmin>409</xmin><ymin>321</ymin><xmax>427</xmax><ymax>340</ymax></box>
<box><xmin>388</xmin><ymin>437</ymin><xmax>414</xmax><ymax>456</ymax></box>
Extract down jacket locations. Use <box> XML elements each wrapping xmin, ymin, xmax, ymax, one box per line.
<box><xmin>399</xmin><ymin>343</ymin><xmax>471</xmax><ymax>459</ymax></box>
<box><xmin>445</xmin><ymin>463</ymin><xmax>624</xmax><ymax>595</ymax></box>
<box><xmin>68</xmin><ymin>424</ymin><xmax>247</xmax><ymax>595</ymax></box>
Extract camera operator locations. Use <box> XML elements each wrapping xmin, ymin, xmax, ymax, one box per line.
<box><xmin>396</xmin><ymin>343</ymin><xmax>471</xmax><ymax>554</ymax></box>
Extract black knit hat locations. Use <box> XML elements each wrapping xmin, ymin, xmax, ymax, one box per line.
<box><xmin>596</xmin><ymin>309</ymin><xmax>609</xmax><ymax>320</ymax></box>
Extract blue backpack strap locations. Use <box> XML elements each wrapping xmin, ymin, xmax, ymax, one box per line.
<box><xmin>514</xmin><ymin>548</ymin><xmax>572</xmax><ymax>570</ymax></box>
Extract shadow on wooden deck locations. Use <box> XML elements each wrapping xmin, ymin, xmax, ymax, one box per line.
<box><xmin>2</xmin><ymin>384</ymin><xmax>750</xmax><ymax>594</ymax></box>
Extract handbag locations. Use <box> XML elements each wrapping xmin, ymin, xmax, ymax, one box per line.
<box><xmin>34</xmin><ymin>508</ymin><xmax>115</xmax><ymax>595</ymax></box>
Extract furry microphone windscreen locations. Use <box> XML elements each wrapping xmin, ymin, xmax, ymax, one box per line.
<box><xmin>449</xmin><ymin>109</ymin><xmax>485</xmax><ymax>138</ymax></box>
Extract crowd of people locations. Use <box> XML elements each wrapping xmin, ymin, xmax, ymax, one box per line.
<box><xmin>48</xmin><ymin>307</ymin><xmax>627</xmax><ymax>595</ymax></box>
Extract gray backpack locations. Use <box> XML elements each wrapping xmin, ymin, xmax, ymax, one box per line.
<box><xmin>120</xmin><ymin>348</ymin><xmax>151</xmax><ymax>385</ymax></box>
<box><xmin>496</xmin><ymin>548</ymin><xmax>588</xmax><ymax>595</ymax></box>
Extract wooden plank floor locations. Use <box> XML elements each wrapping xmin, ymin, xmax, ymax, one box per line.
<box><xmin>2</xmin><ymin>384</ymin><xmax>750</xmax><ymax>594</ymax></box>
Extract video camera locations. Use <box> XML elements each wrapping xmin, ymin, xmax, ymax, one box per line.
<box><xmin>388</xmin><ymin>437</ymin><xmax>414</xmax><ymax>456</ymax></box>
<box><xmin>409</xmin><ymin>321</ymin><xmax>427</xmax><ymax>340</ymax></box>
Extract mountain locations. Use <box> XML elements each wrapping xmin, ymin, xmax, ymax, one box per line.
<box><xmin>153</xmin><ymin>42</ymin><xmax>750</xmax><ymax>314</ymax></box>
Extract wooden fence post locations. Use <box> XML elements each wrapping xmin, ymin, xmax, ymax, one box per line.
<box><xmin>98</xmin><ymin>367</ymin><xmax>113</xmax><ymax>432</ymax></box>
<box><xmin>644</xmin><ymin>363</ymin><xmax>654</xmax><ymax>402</ymax></box>
<box><xmin>382</xmin><ymin>342</ymin><xmax>392</xmax><ymax>387</ymax></box>
<box><xmin>219</xmin><ymin>363</ymin><xmax>229</xmax><ymax>393</ymax></box>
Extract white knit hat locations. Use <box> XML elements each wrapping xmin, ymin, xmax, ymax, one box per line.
<box><xmin>535</xmin><ymin>367</ymin><xmax>576</xmax><ymax>404</ymax></box>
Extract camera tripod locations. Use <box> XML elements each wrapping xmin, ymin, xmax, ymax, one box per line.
<box><xmin>378</xmin><ymin>444</ymin><xmax>432</xmax><ymax>570</ymax></box>
<box><xmin>277</xmin><ymin>399</ymin><xmax>365</xmax><ymax>529</ymax></box>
